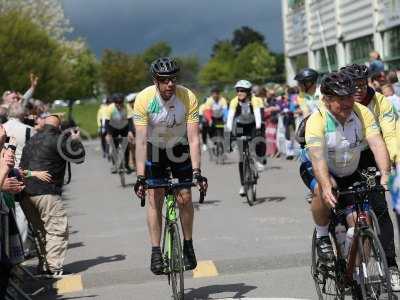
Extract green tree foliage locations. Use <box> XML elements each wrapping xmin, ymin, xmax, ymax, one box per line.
<box><xmin>176</xmin><ymin>56</ymin><xmax>200</xmax><ymax>89</ymax></box>
<box><xmin>234</xmin><ymin>42</ymin><xmax>276</xmax><ymax>84</ymax></box>
<box><xmin>63</xmin><ymin>48</ymin><xmax>100</xmax><ymax>100</ymax></box>
<box><xmin>0</xmin><ymin>11</ymin><xmax>67</xmax><ymax>101</ymax></box>
<box><xmin>142</xmin><ymin>41</ymin><xmax>172</xmax><ymax>65</ymax></box>
<box><xmin>232</xmin><ymin>26</ymin><xmax>267</xmax><ymax>52</ymax></box>
<box><xmin>100</xmin><ymin>49</ymin><xmax>147</xmax><ymax>94</ymax></box>
<box><xmin>199</xmin><ymin>41</ymin><xmax>236</xmax><ymax>87</ymax></box>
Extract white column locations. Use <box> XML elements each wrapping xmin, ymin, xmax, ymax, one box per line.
<box><xmin>372</xmin><ymin>0</ymin><xmax>384</xmax><ymax>55</ymax></box>
<box><xmin>283</xmin><ymin>0</ymin><xmax>296</xmax><ymax>85</ymax></box>
<box><xmin>305</xmin><ymin>0</ymin><xmax>315</xmax><ymax>69</ymax></box>
<box><xmin>335</xmin><ymin>0</ymin><xmax>346</xmax><ymax>67</ymax></box>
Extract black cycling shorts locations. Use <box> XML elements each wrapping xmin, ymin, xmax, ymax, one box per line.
<box><xmin>145</xmin><ymin>143</ymin><xmax>192</xmax><ymax>183</ymax></box>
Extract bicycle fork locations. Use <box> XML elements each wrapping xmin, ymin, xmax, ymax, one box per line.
<box><xmin>163</xmin><ymin>194</ymin><xmax>178</xmax><ymax>280</ymax></box>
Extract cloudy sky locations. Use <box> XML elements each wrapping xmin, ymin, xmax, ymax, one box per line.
<box><xmin>62</xmin><ymin>0</ymin><xmax>283</xmax><ymax>60</ymax></box>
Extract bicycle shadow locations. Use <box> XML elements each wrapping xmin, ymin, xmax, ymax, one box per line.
<box><xmin>193</xmin><ymin>200</ymin><xmax>221</xmax><ymax>210</ymax></box>
<box><xmin>184</xmin><ymin>282</ymin><xmax>257</xmax><ymax>299</ymax></box>
<box><xmin>250</xmin><ymin>196</ymin><xmax>286</xmax><ymax>206</ymax></box>
<box><xmin>64</xmin><ymin>254</ymin><xmax>126</xmax><ymax>273</ymax></box>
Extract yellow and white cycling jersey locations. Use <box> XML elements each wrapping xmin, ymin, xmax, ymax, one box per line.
<box><xmin>204</xmin><ymin>96</ymin><xmax>227</xmax><ymax>119</ymax></box>
<box><xmin>133</xmin><ymin>85</ymin><xmax>198</xmax><ymax>148</ymax></box>
<box><xmin>365</xmin><ymin>91</ymin><xmax>399</xmax><ymax>163</ymax></box>
<box><xmin>305</xmin><ymin>102</ymin><xmax>380</xmax><ymax>177</ymax></box>
<box><xmin>104</xmin><ymin>103</ymin><xmax>134</xmax><ymax>130</ymax></box>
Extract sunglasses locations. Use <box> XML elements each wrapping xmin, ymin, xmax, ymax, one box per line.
<box><xmin>236</xmin><ymin>88</ymin><xmax>248</xmax><ymax>93</ymax></box>
<box><xmin>157</xmin><ymin>76</ymin><xmax>177</xmax><ymax>84</ymax></box>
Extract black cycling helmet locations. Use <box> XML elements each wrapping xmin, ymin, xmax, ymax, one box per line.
<box><xmin>340</xmin><ymin>64</ymin><xmax>369</xmax><ymax>80</ymax></box>
<box><xmin>111</xmin><ymin>93</ymin><xmax>125</xmax><ymax>103</ymax></box>
<box><xmin>320</xmin><ymin>72</ymin><xmax>356</xmax><ymax>97</ymax></box>
<box><xmin>150</xmin><ymin>57</ymin><xmax>180</xmax><ymax>78</ymax></box>
<box><xmin>294</xmin><ymin>68</ymin><xmax>319</xmax><ymax>83</ymax></box>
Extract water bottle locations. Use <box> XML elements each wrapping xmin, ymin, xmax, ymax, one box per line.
<box><xmin>344</xmin><ymin>227</ymin><xmax>355</xmax><ymax>257</ymax></box>
<box><xmin>335</xmin><ymin>223</ymin><xmax>347</xmax><ymax>256</ymax></box>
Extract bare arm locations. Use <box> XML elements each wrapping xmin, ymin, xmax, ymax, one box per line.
<box><xmin>187</xmin><ymin>122</ymin><xmax>201</xmax><ymax>170</ymax></box>
<box><xmin>309</xmin><ymin>146</ymin><xmax>337</xmax><ymax>207</ymax></box>
<box><xmin>367</xmin><ymin>134</ymin><xmax>391</xmax><ymax>183</ymax></box>
<box><xmin>309</xmin><ymin>146</ymin><xmax>331</xmax><ymax>191</ymax></box>
<box><xmin>135</xmin><ymin>125</ymin><xmax>148</xmax><ymax>176</ymax></box>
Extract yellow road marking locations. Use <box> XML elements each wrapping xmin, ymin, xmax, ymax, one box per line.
<box><xmin>54</xmin><ymin>275</ymin><xmax>83</xmax><ymax>294</ymax></box>
<box><xmin>193</xmin><ymin>260</ymin><xmax>218</xmax><ymax>278</ymax></box>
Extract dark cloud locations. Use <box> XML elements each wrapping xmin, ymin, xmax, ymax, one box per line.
<box><xmin>62</xmin><ymin>0</ymin><xmax>283</xmax><ymax>59</ymax></box>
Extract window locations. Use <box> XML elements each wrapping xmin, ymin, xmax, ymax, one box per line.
<box><xmin>383</xmin><ymin>26</ymin><xmax>400</xmax><ymax>69</ymax></box>
<box><xmin>316</xmin><ymin>46</ymin><xmax>338</xmax><ymax>72</ymax></box>
<box><xmin>290</xmin><ymin>53</ymin><xmax>308</xmax><ymax>73</ymax></box>
<box><xmin>347</xmin><ymin>35</ymin><xmax>374</xmax><ymax>64</ymax></box>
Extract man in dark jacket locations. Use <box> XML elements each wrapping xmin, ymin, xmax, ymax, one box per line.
<box><xmin>20</xmin><ymin>115</ymin><xmax>85</xmax><ymax>277</ymax></box>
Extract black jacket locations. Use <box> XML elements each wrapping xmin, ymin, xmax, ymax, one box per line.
<box><xmin>20</xmin><ymin>125</ymin><xmax>85</xmax><ymax>196</ymax></box>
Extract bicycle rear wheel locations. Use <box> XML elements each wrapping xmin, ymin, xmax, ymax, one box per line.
<box><xmin>357</xmin><ymin>228</ymin><xmax>393</xmax><ymax>300</ymax></box>
<box><xmin>169</xmin><ymin>223</ymin><xmax>184</xmax><ymax>300</ymax></box>
<box><xmin>311</xmin><ymin>230</ymin><xmax>345</xmax><ymax>300</ymax></box>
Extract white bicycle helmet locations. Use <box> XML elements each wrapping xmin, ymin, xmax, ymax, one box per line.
<box><xmin>126</xmin><ymin>93</ymin><xmax>137</xmax><ymax>103</ymax></box>
<box><xmin>234</xmin><ymin>80</ymin><xmax>252</xmax><ymax>90</ymax></box>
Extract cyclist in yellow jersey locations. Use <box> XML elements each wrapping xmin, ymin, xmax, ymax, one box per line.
<box><xmin>340</xmin><ymin>64</ymin><xmax>400</xmax><ymax>288</ymax></box>
<box><xmin>204</xmin><ymin>87</ymin><xmax>228</xmax><ymax>153</ymax></box>
<box><xmin>304</xmin><ymin>72</ymin><xmax>390</xmax><ymax>265</ymax></box>
<box><xmin>226</xmin><ymin>80</ymin><xmax>266</xmax><ymax>196</ymax></box>
<box><xmin>97</xmin><ymin>96</ymin><xmax>112</xmax><ymax>158</ymax></box>
<box><xmin>104</xmin><ymin>94</ymin><xmax>135</xmax><ymax>174</ymax></box>
<box><xmin>295</xmin><ymin>68</ymin><xmax>321</xmax><ymax>117</ymax></box>
<box><xmin>133</xmin><ymin>57</ymin><xmax>207</xmax><ymax>275</ymax></box>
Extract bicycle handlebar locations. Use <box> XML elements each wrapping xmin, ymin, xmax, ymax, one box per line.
<box><xmin>139</xmin><ymin>179</ymin><xmax>205</xmax><ymax>207</ymax></box>
<box><xmin>337</xmin><ymin>184</ymin><xmax>386</xmax><ymax>197</ymax></box>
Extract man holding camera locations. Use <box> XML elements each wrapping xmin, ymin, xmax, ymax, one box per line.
<box><xmin>20</xmin><ymin>115</ymin><xmax>85</xmax><ymax>277</ymax></box>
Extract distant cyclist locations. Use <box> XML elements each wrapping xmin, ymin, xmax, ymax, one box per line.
<box><xmin>226</xmin><ymin>80</ymin><xmax>266</xmax><ymax>196</ymax></box>
<box><xmin>97</xmin><ymin>96</ymin><xmax>112</xmax><ymax>158</ymax></box>
<box><xmin>133</xmin><ymin>57</ymin><xmax>207</xmax><ymax>275</ymax></box>
<box><xmin>204</xmin><ymin>87</ymin><xmax>228</xmax><ymax>150</ymax></box>
<box><xmin>295</xmin><ymin>68</ymin><xmax>320</xmax><ymax>117</ymax></box>
<box><xmin>105</xmin><ymin>93</ymin><xmax>135</xmax><ymax>174</ymax></box>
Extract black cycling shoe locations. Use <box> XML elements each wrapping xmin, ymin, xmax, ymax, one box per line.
<box><xmin>150</xmin><ymin>250</ymin><xmax>165</xmax><ymax>275</ymax></box>
<box><xmin>316</xmin><ymin>236</ymin><xmax>334</xmax><ymax>262</ymax></box>
<box><xmin>183</xmin><ymin>243</ymin><xmax>197</xmax><ymax>271</ymax></box>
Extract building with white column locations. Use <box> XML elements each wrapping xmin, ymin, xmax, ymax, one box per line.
<box><xmin>282</xmin><ymin>0</ymin><xmax>400</xmax><ymax>85</ymax></box>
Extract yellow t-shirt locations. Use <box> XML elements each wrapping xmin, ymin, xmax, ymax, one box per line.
<box><xmin>229</xmin><ymin>96</ymin><xmax>263</xmax><ymax>111</ymax></box>
<box><xmin>96</xmin><ymin>104</ymin><xmax>109</xmax><ymax>128</ymax></box>
<box><xmin>204</xmin><ymin>96</ymin><xmax>227</xmax><ymax>118</ymax></box>
<box><xmin>133</xmin><ymin>85</ymin><xmax>198</xmax><ymax>148</ymax></box>
<box><xmin>305</xmin><ymin>102</ymin><xmax>380</xmax><ymax>177</ymax></box>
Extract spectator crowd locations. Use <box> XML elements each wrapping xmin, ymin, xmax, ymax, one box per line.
<box><xmin>0</xmin><ymin>74</ymin><xmax>86</xmax><ymax>299</ymax></box>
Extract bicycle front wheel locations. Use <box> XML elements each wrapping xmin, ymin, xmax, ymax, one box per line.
<box><xmin>243</xmin><ymin>157</ymin><xmax>254</xmax><ymax>206</ymax></box>
<box><xmin>311</xmin><ymin>230</ymin><xmax>345</xmax><ymax>300</ymax></box>
<box><xmin>169</xmin><ymin>223</ymin><xmax>184</xmax><ymax>300</ymax></box>
<box><xmin>357</xmin><ymin>228</ymin><xmax>393</xmax><ymax>300</ymax></box>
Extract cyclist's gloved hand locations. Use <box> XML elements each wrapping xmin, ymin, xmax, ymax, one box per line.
<box><xmin>134</xmin><ymin>175</ymin><xmax>146</xmax><ymax>199</ymax></box>
<box><xmin>193</xmin><ymin>168</ymin><xmax>208</xmax><ymax>195</ymax></box>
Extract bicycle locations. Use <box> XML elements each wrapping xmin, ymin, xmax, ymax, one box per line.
<box><xmin>109</xmin><ymin>135</ymin><xmax>129</xmax><ymax>187</ymax></box>
<box><xmin>239</xmin><ymin>136</ymin><xmax>258</xmax><ymax>206</ymax></box>
<box><xmin>140</xmin><ymin>178</ymin><xmax>204</xmax><ymax>300</ymax></box>
<box><xmin>311</xmin><ymin>169</ymin><xmax>393</xmax><ymax>300</ymax></box>
<box><xmin>208</xmin><ymin>123</ymin><xmax>226</xmax><ymax>164</ymax></box>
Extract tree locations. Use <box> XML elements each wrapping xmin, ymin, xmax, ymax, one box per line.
<box><xmin>0</xmin><ymin>11</ymin><xmax>68</xmax><ymax>101</ymax></box>
<box><xmin>233</xmin><ymin>42</ymin><xmax>276</xmax><ymax>84</ymax></box>
<box><xmin>231</xmin><ymin>26</ymin><xmax>267</xmax><ymax>52</ymax></box>
<box><xmin>176</xmin><ymin>56</ymin><xmax>200</xmax><ymax>90</ymax></box>
<box><xmin>199</xmin><ymin>42</ymin><xmax>236</xmax><ymax>87</ymax></box>
<box><xmin>63</xmin><ymin>48</ymin><xmax>100</xmax><ymax>100</ymax></box>
<box><xmin>101</xmin><ymin>49</ymin><xmax>147</xmax><ymax>94</ymax></box>
<box><xmin>0</xmin><ymin>0</ymin><xmax>72</xmax><ymax>40</ymax></box>
<box><xmin>142</xmin><ymin>41</ymin><xmax>172</xmax><ymax>65</ymax></box>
